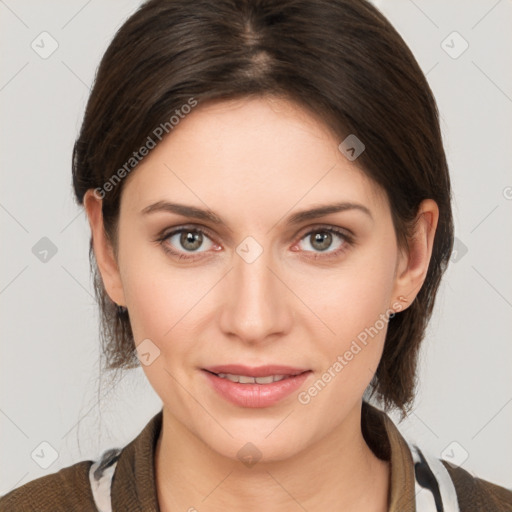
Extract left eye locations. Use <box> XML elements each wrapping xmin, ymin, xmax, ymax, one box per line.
<box><xmin>297</xmin><ymin>228</ymin><xmax>348</xmax><ymax>253</ymax></box>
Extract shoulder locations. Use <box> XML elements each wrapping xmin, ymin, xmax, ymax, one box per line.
<box><xmin>0</xmin><ymin>460</ymin><xmax>97</xmax><ymax>512</ymax></box>
<box><xmin>441</xmin><ymin>460</ymin><xmax>512</xmax><ymax>512</ymax></box>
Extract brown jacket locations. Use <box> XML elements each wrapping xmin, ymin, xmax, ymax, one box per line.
<box><xmin>1</xmin><ymin>403</ymin><xmax>511</xmax><ymax>511</ymax></box>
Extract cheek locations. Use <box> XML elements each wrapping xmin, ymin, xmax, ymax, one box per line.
<box><xmin>122</xmin><ymin>269</ymin><xmax>189</xmax><ymax>345</ymax></box>
<box><xmin>120</xmin><ymin>260</ymin><xmax>200</xmax><ymax>399</ymax></box>
<box><xmin>117</xmin><ymin>235</ymin><xmax>175</xmax><ymax>343</ymax></box>
<box><xmin>119</xmin><ymin>249</ymin><xmax>218</xmax><ymax>368</ymax></box>
<box><xmin>306</xmin><ymin>239</ymin><xmax>398</xmax><ymax>389</ymax></box>
<box><xmin>118</xmin><ymin>220</ymin><xmax>203</xmax><ymax>337</ymax></box>
<box><xmin>319</xmin><ymin>248</ymin><xmax>397</xmax><ymax>339</ymax></box>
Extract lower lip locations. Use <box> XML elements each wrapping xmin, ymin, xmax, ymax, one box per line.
<box><xmin>202</xmin><ymin>370</ymin><xmax>312</xmax><ymax>408</ymax></box>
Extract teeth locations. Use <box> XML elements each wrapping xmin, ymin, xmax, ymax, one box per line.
<box><xmin>216</xmin><ymin>373</ymin><xmax>288</xmax><ymax>384</ymax></box>
<box><xmin>239</xmin><ymin>375</ymin><xmax>256</xmax><ymax>384</ymax></box>
<box><xmin>254</xmin><ymin>375</ymin><xmax>275</xmax><ymax>384</ymax></box>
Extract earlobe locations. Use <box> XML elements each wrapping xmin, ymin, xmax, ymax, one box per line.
<box><xmin>83</xmin><ymin>189</ymin><xmax>126</xmax><ymax>306</ymax></box>
<box><xmin>391</xmin><ymin>199</ymin><xmax>439</xmax><ymax>310</ymax></box>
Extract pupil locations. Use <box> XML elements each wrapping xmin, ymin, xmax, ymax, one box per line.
<box><xmin>181</xmin><ymin>231</ymin><xmax>202</xmax><ymax>250</ymax></box>
<box><xmin>312</xmin><ymin>231</ymin><xmax>331</xmax><ymax>251</ymax></box>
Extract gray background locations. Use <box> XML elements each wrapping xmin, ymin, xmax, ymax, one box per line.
<box><xmin>1</xmin><ymin>0</ymin><xmax>511</xmax><ymax>496</ymax></box>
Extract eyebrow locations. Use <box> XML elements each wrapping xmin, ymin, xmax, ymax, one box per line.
<box><xmin>140</xmin><ymin>200</ymin><xmax>373</xmax><ymax>227</ymax></box>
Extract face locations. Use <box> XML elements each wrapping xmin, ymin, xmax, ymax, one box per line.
<box><xmin>88</xmin><ymin>97</ymin><xmax>431</xmax><ymax>462</ymax></box>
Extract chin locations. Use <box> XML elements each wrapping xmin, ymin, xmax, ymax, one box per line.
<box><xmin>200</xmin><ymin>421</ymin><xmax>311</xmax><ymax>465</ymax></box>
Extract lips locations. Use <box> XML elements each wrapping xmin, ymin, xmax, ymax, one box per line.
<box><xmin>202</xmin><ymin>367</ymin><xmax>312</xmax><ymax>408</ymax></box>
<box><xmin>203</xmin><ymin>364</ymin><xmax>309</xmax><ymax>378</ymax></box>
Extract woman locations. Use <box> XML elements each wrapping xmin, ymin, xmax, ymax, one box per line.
<box><xmin>1</xmin><ymin>0</ymin><xmax>511</xmax><ymax>511</ymax></box>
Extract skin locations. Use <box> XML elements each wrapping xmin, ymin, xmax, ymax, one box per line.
<box><xmin>84</xmin><ymin>96</ymin><xmax>438</xmax><ymax>512</ymax></box>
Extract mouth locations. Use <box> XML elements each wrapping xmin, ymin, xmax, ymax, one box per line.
<box><xmin>201</xmin><ymin>365</ymin><xmax>312</xmax><ymax>408</ymax></box>
<box><xmin>202</xmin><ymin>364</ymin><xmax>310</xmax><ymax>381</ymax></box>
<box><xmin>204</xmin><ymin>372</ymin><xmax>299</xmax><ymax>384</ymax></box>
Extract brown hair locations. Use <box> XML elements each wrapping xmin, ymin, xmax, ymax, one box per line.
<box><xmin>72</xmin><ymin>0</ymin><xmax>454</xmax><ymax>417</ymax></box>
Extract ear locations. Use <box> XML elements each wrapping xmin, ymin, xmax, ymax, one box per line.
<box><xmin>391</xmin><ymin>199</ymin><xmax>439</xmax><ymax>311</ymax></box>
<box><xmin>83</xmin><ymin>189</ymin><xmax>126</xmax><ymax>307</ymax></box>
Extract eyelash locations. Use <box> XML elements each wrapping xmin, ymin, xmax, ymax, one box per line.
<box><xmin>155</xmin><ymin>224</ymin><xmax>355</xmax><ymax>262</ymax></box>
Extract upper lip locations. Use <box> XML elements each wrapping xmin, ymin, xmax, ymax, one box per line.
<box><xmin>203</xmin><ymin>365</ymin><xmax>311</xmax><ymax>378</ymax></box>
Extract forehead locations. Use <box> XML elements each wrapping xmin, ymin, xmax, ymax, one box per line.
<box><xmin>121</xmin><ymin>97</ymin><xmax>388</xmax><ymax>217</ymax></box>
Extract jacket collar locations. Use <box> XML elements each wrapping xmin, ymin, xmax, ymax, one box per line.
<box><xmin>362</xmin><ymin>401</ymin><xmax>417</xmax><ymax>511</ymax></box>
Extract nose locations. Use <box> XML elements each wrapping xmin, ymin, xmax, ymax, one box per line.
<box><xmin>218</xmin><ymin>241</ymin><xmax>294</xmax><ymax>345</ymax></box>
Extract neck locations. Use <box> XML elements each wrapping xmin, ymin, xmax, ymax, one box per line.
<box><xmin>155</xmin><ymin>401</ymin><xmax>389</xmax><ymax>512</ymax></box>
